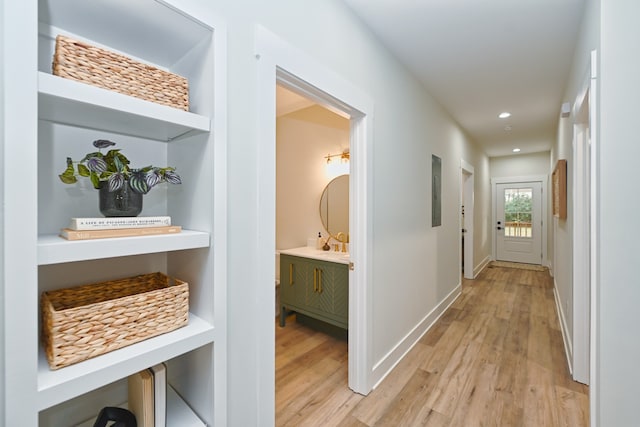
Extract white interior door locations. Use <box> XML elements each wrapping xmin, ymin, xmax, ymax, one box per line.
<box><xmin>496</xmin><ymin>182</ymin><xmax>543</xmax><ymax>264</ymax></box>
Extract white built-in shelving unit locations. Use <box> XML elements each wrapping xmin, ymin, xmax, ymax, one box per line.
<box><xmin>2</xmin><ymin>0</ymin><xmax>227</xmax><ymax>425</ymax></box>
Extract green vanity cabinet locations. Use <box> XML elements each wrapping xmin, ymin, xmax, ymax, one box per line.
<box><xmin>280</xmin><ymin>254</ymin><xmax>349</xmax><ymax>330</ymax></box>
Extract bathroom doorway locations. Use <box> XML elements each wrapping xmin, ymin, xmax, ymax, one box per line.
<box><xmin>274</xmin><ymin>82</ymin><xmax>351</xmax><ymax>325</ymax></box>
<box><xmin>256</xmin><ymin>26</ymin><xmax>374</xmax><ymax>399</ymax></box>
<box><xmin>272</xmin><ymin>71</ymin><xmax>365</xmax><ymax>393</ymax></box>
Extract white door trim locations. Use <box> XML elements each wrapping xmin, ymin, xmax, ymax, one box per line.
<box><xmin>461</xmin><ymin>159</ymin><xmax>474</xmax><ymax>279</ymax></box>
<box><xmin>491</xmin><ymin>175</ymin><xmax>548</xmax><ymax>266</ymax></box>
<box><xmin>588</xmin><ymin>49</ymin><xmax>599</xmax><ymax>427</ymax></box>
<box><xmin>256</xmin><ymin>26</ymin><xmax>374</xmax><ymax>402</ymax></box>
<box><xmin>572</xmin><ymin>69</ymin><xmax>591</xmax><ymax>385</ymax></box>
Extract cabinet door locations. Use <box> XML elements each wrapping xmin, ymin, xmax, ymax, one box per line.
<box><xmin>306</xmin><ymin>263</ymin><xmax>334</xmax><ymax>315</ymax></box>
<box><xmin>280</xmin><ymin>255</ymin><xmax>306</xmax><ymax>308</ymax></box>
<box><xmin>332</xmin><ymin>262</ymin><xmax>349</xmax><ymax>321</ymax></box>
<box><xmin>306</xmin><ymin>259</ymin><xmax>348</xmax><ymax>328</ymax></box>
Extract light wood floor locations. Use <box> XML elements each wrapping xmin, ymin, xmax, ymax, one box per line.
<box><xmin>275</xmin><ymin>265</ymin><xmax>589</xmax><ymax>426</ymax></box>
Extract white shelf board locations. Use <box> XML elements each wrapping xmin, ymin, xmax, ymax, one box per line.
<box><xmin>167</xmin><ymin>385</ymin><xmax>207</xmax><ymax>427</ymax></box>
<box><xmin>38</xmin><ymin>229</ymin><xmax>210</xmax><ymax>265</ymax></box>
<box><xmin>37</xmin><ymin>313</ymin><xmax>215</xmax><ymax>411</ymax></box>
<box><xmin>38</xmin><ymin>72</ymin><xmax>210</xmax><ymax>141</ymax></box>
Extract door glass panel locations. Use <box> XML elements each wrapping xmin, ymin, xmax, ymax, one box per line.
<box><xmin>504</xmin><ymin>188</ymin><xmax>533</xmax><ymax>238</ymax></box>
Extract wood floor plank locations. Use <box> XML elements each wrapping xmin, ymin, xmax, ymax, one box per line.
<box><xmin>527</xmin><ymin>314</ymin><xmax>554</xmax><ymax>370</ymax></box>
<box><xmin>523</xmin><ymin>360</ymin><xmax>561</xmax><ymax>427</ymax></box>
<box><xmin>275</xmin><ymin>266</ymin><xmax>589</xmax><ymax>427</ymax></box>
<box><xmin>446</xmin><ymin>361</ymin><xmax>499</xmax><ymax>427</ymax></box>
<box><xmin>556</xmin><ymin>385</ymin><xmax>590</xmax><ymax>426</ymax></box>
<box><xmin>335</xmin><ymin>416</ymin><xmax>368</xmax><ymax>427</ymax></box>
<box><xmin>374</xmin><ymin>368</ymin><xmax>442</xmax><ymax>426</ymax></box>
<box><xmin>424</xmin><ymin>319</ymin><xmax>486</xmax><ymax>416</ymax></box>
<box><xmin>419</xmin><ymin>320</ymin><xmax>468</xmax><ymax>375</ymax></box>
<box><xmin>349</xmin><ymin>341</ymin><xmax>432</xmax><ymax>425</ymax></box>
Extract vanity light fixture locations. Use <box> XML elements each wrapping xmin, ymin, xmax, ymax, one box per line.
<box><xmin>325</xmin><ymin>149</ymin><xmax>350</xmax><ymax>178</ymax></box>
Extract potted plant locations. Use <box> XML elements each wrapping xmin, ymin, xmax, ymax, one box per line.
<box><xmin>59</xmin><ymin>139</ymin><xmax>181</xmax><ymax>217</ymax></box>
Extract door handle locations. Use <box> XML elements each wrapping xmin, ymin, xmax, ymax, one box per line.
<box><xmin>497</xmin><ymin>226</ymin><xmax>502</xmax><ymax>230</ymax></box>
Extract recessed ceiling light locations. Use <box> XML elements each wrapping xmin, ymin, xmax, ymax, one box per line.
<box><xmin>498</xmin><ymin>112</ymin><xmax>511</xmax><ymax>119</ymax></box>
<box><xmin>513</xmin><ymin>148</ymin><xmax>521</xmax><ymax>153</ymax></box>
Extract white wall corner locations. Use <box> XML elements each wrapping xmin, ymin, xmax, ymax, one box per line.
<box><xmin>474</xmin><ymin>255</ymin><xmax>492</xmax><ymax>278</ymax></box>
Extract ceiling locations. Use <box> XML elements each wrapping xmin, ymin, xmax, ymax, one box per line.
<box><xmin>341</xmin><ymin>0</ymin><xmax>586</xmax><ymax>157</ymax></box>
<box><xmin>276</xmin><ymin>85</ymin><xmax>315</xmax><ymax>117</ymax></box>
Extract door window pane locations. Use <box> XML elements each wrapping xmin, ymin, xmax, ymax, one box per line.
<box><xmin>504</xmin><ymin>188</ymin><xmax>533</xmax><ymax>238</ymax></box>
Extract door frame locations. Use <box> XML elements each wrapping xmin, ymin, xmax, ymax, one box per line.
<box><xmin>491</xmin><ymin>175</ymin><xmax>548</xmax><ymax>265</ymax></box>
<box><xmin>571</xmin><ymin>50</ymin><xmax>598</xmax><ymax>387</ymax></box>
<box><xmin>461</xmin><ymin>160</ymin><xmax>474</xmax><ymax>279</ymax></box>
<box><xmin>256</xmin><ymin>26</ymin><xmax>374</xmax><ymax>399</ymax></box>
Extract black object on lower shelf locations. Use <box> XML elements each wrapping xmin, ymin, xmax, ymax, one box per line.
<box><xmin>93</xmin><ymin>407</ymin><xmax>137</xmax><ymax>427</ymax></box>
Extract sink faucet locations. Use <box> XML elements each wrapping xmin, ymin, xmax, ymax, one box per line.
<box><xmin>335</xmin><ymin>232</ymin><xmax>348</xmax><ymax>252</ymax></box>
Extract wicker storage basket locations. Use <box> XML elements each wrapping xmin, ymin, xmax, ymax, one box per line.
<box><xmin>52</xmin><ymin>34</ymin><xmax>189</xmax><ymax>111</ymax></box>
<box><xmin>42</xmin><ymin>272</ymin><xmax>189</xmax><ymax>370</ymax></box>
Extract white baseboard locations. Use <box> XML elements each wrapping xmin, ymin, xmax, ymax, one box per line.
<box><xmin>474</xmin><ymin>256</ymin><xmax>492</xmax><ymax>278</ymax></box>
<box><xmin>370</xmin><ymin>282</ymin><xmax>462</xmax><ymax>389</ymax></box>
<box><xmin>553</xmin><ymin>278</ymin><xmax>573</xmax><ymax>375</ymax></box>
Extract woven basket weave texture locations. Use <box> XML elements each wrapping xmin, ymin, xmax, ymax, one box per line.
<box><xmin>52</xmin><ymin>35</ymin><xmax>189</xmax><ymax>111</ymax></box>
<box><xmin>42</xmin><ymin>272</ymin><xmax>189</xmax><ymax>370</ymax></box>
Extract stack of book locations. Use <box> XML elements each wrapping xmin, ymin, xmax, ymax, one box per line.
<box><xmin>128</xmin><ymin>363</ymin><xmax>206</xmax><ymax>427</ymax></box>
<box><xmin>128</xmin><ymin>363</ymin><xmax>167</xmax><ymax>427</ymax></box>
<box><xmin>59</xmin><ymin>216</ymin><xmax>181</xmax><ymax>240</ymax></box>
<box><xmin>75</xmin><ymin>363</ymin><xmax>205</xmax><ymax>427</ymax></box>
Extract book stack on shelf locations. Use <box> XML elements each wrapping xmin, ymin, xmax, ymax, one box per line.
<box><xmin>76</xmin><ymin>363</ymin><xmax>205</xmax><ymax>427</ymax></box>
<box><xmin>60</xmin><ymin>216</ymin><xmax>181</xmax><ymax>240</ymax></box>
<box><xmin>128</xmin><ymin>363</ymin><xmax>166</xmax><ymax>427</ymax></box>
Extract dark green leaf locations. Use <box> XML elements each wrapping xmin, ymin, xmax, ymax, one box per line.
<box><xmin>90</xmin><ymin>172</ymin><xmax>100</xmax><ymax>189</ymax></box>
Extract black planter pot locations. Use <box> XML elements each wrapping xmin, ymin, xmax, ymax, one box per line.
<box><xmin>99</xmin><ymin>182</ymin><xmax>143</xmax><ymax>217</ymax></box>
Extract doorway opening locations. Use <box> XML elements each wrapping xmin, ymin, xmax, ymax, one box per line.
<box><xmin>461</xmin><ymin>160</ymin><xmax>474</xmax><ymax>279</ymax></box>
<box><xmin>256</xmin><ymin>26</ymin><xmax>374</xmax><ymax>400</ymax></box>
<box><xmin>274</xmin><ymin>82</ymin><xmax>351</xmax><ymax>338</ymax></box>
<box><xmin>491</xmin><ymin>176</ymin><xmax>548</xmax><ymax>265</ymax></box>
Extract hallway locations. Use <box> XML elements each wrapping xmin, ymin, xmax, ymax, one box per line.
<box><xmin>275</xmin><ymin>265</ymin><xmax>589</xmax><ymax>426</ymax></box>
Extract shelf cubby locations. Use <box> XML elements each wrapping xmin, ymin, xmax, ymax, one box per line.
<box><xmin>37</xmin><ymin>313</ymin><xmax>215</xmax><ymax>411</ymax></box>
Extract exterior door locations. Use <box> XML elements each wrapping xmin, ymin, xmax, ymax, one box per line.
<box><xmin>496</xmin><ymin>182</ymin><xmax>543</xmax><ymax>264</ymax></box>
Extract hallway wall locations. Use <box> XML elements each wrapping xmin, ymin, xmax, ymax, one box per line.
<box><xmin>209</xmin><ymin>0</ymin><xmax>491</xmax><ymax>424</ymax></box>
<box><xmin>490</xmin><ymin>151</ymin><xmax>550</xmax><ymax>178</ymax></box>
<box><xmin>548</xmin><ymin>0</ymin><xmax>640</xmax><ymax>425</ymax></box>
<box><xmin>553</xmin><ymin>0</ymin><xmax>599</xmax><ymax>394</ymax></box>
<box><xmin>598</xmin><ymin>1</ymin><xmax>640</xmax><ymax>425</ymax></box>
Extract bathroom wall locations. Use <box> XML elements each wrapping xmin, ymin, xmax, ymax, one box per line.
<box><xmin>276</xmin><ymin>105</ymin><xmax>350</xmax><ymax>251</ymax></box>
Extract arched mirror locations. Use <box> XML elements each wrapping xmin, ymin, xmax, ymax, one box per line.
<box><xmin>319</xmin><ymin>174</ymin><xmax>349</xmax><ymax>239</ymax></box>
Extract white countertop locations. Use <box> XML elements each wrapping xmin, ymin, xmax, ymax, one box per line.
<box><xmin>279</xmin><ymin>246</ymin><xmax>350</xmax><ymax>265</ymax></box>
